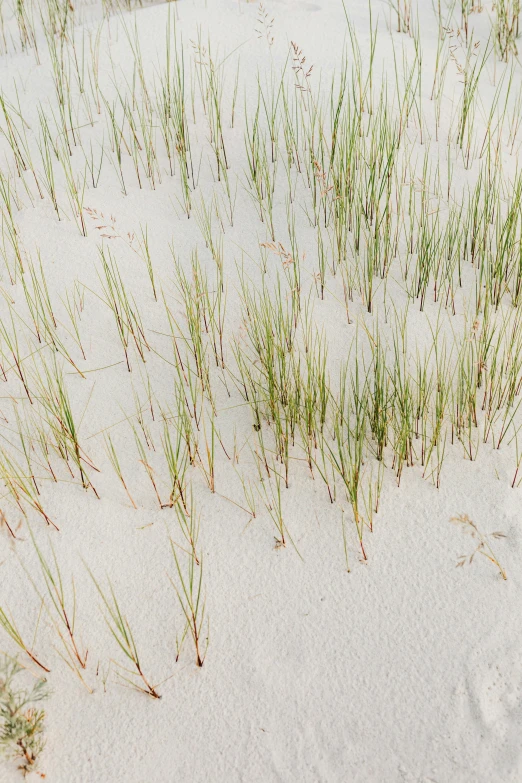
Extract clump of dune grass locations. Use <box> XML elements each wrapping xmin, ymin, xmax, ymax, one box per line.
<box><xmin>87</xmin><ymin>566</ymin><xmax>161</xmax><ymax>698</ymax></box>
<box><xmin>0</xmin><ymin>603</ymin><xmax>49</xmax><ymax>674</ymax></box>
<box><xmin>168</xmin><ymin>495</ymin><xmax>208</xmax><ymax>667</ymax></box>
<box><xmin>494</xmin><ymin>0</ymin><xmax>520</xmax><ymax>62</ymax></box>
<box><xmin>27</xmin><ymin>526</ymin><xmax>88</xmax><ymax>673</ymax></box>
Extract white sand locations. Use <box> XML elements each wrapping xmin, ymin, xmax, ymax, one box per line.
<box><xmin>0</xmin><ymin>0</ymin><xmax>520</xmax><ymax>781</ymax></box>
